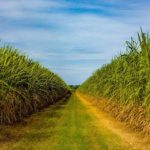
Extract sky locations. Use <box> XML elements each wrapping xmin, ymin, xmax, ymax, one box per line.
<box><xmin>0</xmin><ymin>0</ymin><xmax>150</xmax><ymax>85</ymax></box>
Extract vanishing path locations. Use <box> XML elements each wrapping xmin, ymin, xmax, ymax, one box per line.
<box><xmin>0</xmin><ymin>94</ymin><xmax>148</xmax><ymax>150</ymax></box>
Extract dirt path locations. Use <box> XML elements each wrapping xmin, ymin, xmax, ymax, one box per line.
<box><xmin>0</xmin><ymin>94</ymin><xmax>149</xmax><ymax>150</ymax></box>
<box><xmin>76</xmin><ymin>93</ymin><xmax>150</xmax><ymax>150</ymax></box>
<box><xmin>0</xmin><ymin>95</ymin><xmax>128</xmax><ymax>150</ymax></box>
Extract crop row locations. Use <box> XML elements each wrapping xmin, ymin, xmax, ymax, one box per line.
<box><xmin>79</xmin><ymin>30</ymin><xmax>150</xmax><ymax>111</ymax></box>
<box><xmin>0</xmin><ymin>46</ymin><xmax>70</xmax><ymax>124</ymax></box>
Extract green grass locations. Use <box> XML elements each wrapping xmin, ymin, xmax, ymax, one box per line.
<box><xmin>0</xmin><ymin>98</ymin><xmax>69</xmax><ymax>150</ymax></box>
<box><xmin>0</xmin><ymin>95</ymin><xmax>126</xmax><ymax>150</ymax></box>
<box><xmin>53</xmin><ymin>94</ymin><xmax>125</xmax><ymax>150</ymax></box>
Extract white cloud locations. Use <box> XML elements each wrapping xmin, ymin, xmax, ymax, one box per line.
<box><xmin>0</xmin><ymin>0</ymin><xmax>150</xmax><ymax>84</ymax></box>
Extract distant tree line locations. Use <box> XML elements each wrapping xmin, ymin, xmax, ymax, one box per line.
<box><xmin>70</xmin><ymin>85</ymin><xmax>80</xmax><ymax>91</ymax></box>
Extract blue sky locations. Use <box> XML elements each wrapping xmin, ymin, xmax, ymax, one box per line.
<box><xmin>0</xmin><ymin>0</ymin><xmax>150</xmax><ymax>84</ymax></box>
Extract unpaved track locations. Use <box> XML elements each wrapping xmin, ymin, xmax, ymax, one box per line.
<box><xmin>0</xmin><ymin>94</ymin><xmax>149</xmax><ymax>150</ymax></box>
<box><xmin>76</xmin><ymin>93</ymin><xmax>150</xmax><ymax>150</ymax></box>
<box><xmin>0</xmin><ymin>94</ymin><xmax>128</xmax><ymax>150</ymax></box>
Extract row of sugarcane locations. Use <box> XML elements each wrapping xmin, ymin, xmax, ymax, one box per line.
<box><xmin>78</xmin><ymin>30</ymin><xmax>150</xmax><ymax>112</ymax></box>
<box><xmin>0</xmin><ymin>46</ymin><xmax>70</xmax><ymax>124</ymax></box>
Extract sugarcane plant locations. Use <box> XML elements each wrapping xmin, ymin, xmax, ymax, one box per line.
<box><xmin>79</xmin><ymin>30</ymin><xmax>150</xmax><ymax>112</ymax></box>
<box><xmin>0</xmin><ymin>45</ymin><xmax>70</xmax><ymax>124</ymax></box>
